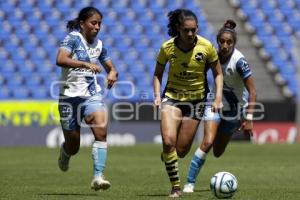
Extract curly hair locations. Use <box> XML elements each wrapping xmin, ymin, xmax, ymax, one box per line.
<box><xmin>167</xmin><ymin>9</ymin><xmax>198</xmax><ymax>37</ymax></box>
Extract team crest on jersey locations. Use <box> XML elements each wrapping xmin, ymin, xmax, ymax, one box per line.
<box><xmin>195</xmin><ymin>52</ymin><xmax>204</xmax><ymax>61</ymax></box>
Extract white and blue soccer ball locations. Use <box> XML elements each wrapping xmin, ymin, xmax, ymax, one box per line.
<box><xmin>210</xmin><ymin>171</ymin><xmax>238</xmax><ymax>199</ymax></box>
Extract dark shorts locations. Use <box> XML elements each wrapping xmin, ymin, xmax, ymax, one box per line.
<box><xmin>205</xmin><ymin>108</ymin><xmax>242</xmax><ymax>135</ymax></box>
<box><xmin>219</xmin><ymin>110</ymin><xmax>243</xmax><ymax>134</ymax></box>
<box><xmin>161</xmin><ymin>96</ymin><xmax>206</xmax><ymax>120</ymax></box>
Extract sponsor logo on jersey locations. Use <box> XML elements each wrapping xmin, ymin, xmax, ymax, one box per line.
<box><xmin>88</xmin><ymin>48</ymin><xmax>101</xmax><ymax>58</ymax></box>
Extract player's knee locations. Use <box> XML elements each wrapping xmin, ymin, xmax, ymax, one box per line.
<box><xmin>162</xmin><ymin>136</ymin><xmax>175</xmax><ymax>148</ymax></box>
<box><xmin>177</xmin><ymin>151</ymin><xmax>187</xmax><ymax>158</ymax></box>
<box><xmin>176</xmin><ymin>147</ymin><xmax>189</xmax><ymax>158</ymax></box>
<box><xmin>201</xmin><ymin>140</ymin><xmax>213</xmax><ymax>152</ymax></box>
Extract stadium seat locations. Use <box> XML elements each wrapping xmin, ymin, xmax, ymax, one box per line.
<box><xmin>24</xmin><ymin>73</ymin><xmax>43</xmax><ymax>87</ymax></box>
<box><xmin>11</xmin><ymin>86</ymin><xmax>30</xmax><ymax>99</ymax></box>
<box><xmin>0</xmin><ymin>74</ymin><xmax>6</xmax><ymax>85</ymax></box>
<box><xmin>0</xmin><ymin>86</ymin><xmax>11</xmax><ymax>99</ymax></box>
<box><xmin>28</xmin><ymin>85</ymin><xmax>50</xmax><ymax>99</ymax></box>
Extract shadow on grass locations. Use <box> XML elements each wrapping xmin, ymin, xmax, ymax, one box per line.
<box><xmin>39</xmin><ymin>193</ymin><xmax>97</xmax><ymax>197</ymax></box>
<box><xmin>136</xmin><ymin>189</ymin><xmax>210</xmax><ymax>198</ymax></box>
<box><xmin>136</xmin><ymin>193</ymin><xmax>167</xmax><ymax>197</ymax></box>
<box><xmin>194</xmin><ymin>188</ymin><xmax>210</xmax><ymax>193</ymax></box>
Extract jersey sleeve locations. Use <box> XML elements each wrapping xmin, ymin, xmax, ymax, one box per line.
<box><xmin>207</xmin><ymin>43</ymin><xmax>218</xmax><ymax>64</ymax></box>
<box><xmin>60</xmin><ymin>33</ymin><xmax>79</xmax><ymax>52</ymax></box>
<box><xmin>236</xmin><ymin>57</ymin><xmax>252</xmax><ymax>79</ymax></box>
<box><xmin>156</xmin><ymin>44</ymin><xmax>168</xmax><ymax>65</ymax></box>
<box><xmin>98</xmin><ymin>47</ymin><xmax>111</xmax><ymax>64</ymax></box>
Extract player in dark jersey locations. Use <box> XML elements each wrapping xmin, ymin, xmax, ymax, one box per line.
<box><xmin>153</xmin><ymin>9</ymin><xmax>223</xmax><ymax>197</ymax></box>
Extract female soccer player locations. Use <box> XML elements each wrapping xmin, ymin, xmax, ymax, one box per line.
<box><xmin>153</xmin><ymin>9</ymin><xmax>223</xmax><ymax>197</ymax></box>
<box><xmin>56</xmin><ymin>7</ymin><xmax>118</xmax><ymax>191</ymax></box>
<box><xmin>183</xmin><ymin>19</ymin><xmax>257</xmax><ymax>193</ymax></box>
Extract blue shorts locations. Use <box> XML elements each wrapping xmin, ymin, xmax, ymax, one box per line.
<box><xmin>204</xmin><ymin>106</ymin><xmax>241</xmax><ymax>134</ymax></box>
<box><xmin>58</xmin><ymin>94</ymin><xmax>106</xmax><ymax>131</ymax></box>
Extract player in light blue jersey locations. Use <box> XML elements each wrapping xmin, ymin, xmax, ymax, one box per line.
<box><xmin>56</xmin><ymin>7</ymin><xmax>118</xmax><ymax>191</ymax></box>
<box><xmin>183</xmin><ymin>20</ymin><xmax>257</xmax><ymax>193</ymax></box>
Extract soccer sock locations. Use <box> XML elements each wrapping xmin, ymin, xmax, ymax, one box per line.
<box><xmin>162</xmin><ymin>150</ymin><xmax>180</xmax><ymax>188</ymax></box>
<box><xmin>92</xmin><ymin>141</ymin><xmax>107</xmax><ymax>177</ymax></box>
<box><xmin>186</xmin><ymin>148</ymin><xmax>206</xmax><ymax>184</ymax></box>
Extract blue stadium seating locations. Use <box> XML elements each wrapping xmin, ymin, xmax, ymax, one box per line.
<box><xmin>238</xmin><ymin>0</ymin><xmax>299</xmax><ymax>98</ymax></box>
<box><xmin>1</xmin><ymin>0</ymin><xmax>297</xmax><ymax>101</ymax></box>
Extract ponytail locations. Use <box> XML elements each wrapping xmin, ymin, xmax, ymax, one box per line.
<box><xmin>66</xmin><ymin>18</ymin><xmax>79</xmax><ymax>32</ymax></box>
<box><xmin>217</xmin><ymin>19</ymin><xmax>237</xmax><ymax>43</ymax></box>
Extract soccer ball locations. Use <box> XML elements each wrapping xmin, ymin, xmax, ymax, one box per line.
<box><xmin>210</xmin><ymin>171</ymin><xmax>238</xmax><ymax>199</ymax></box>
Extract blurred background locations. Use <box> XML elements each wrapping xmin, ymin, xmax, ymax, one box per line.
<box><xmin>0</xmin><ymin>0</ymin><xmax>299</xmax><ymax>146</ymax></box>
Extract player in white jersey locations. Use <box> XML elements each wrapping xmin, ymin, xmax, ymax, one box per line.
<box><xmin>183</xmin><ymin>20</ymin><xmax>257</xmax><ymax>193</ymax></box>
<box><xmin>56</xmin><ymin>7</ymin><xmax>118</xmax><ymax>191</ymax></box>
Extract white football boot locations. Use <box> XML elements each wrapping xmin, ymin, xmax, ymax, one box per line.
<box><xmin>91</xmin><ymin>175</ymin><xmax>111</xmax><ymax>191</ymax></box>
<box><xmin>183</xmin><ymin>183</ymin><xmax>195</xmax><ymax>193</ymax></box>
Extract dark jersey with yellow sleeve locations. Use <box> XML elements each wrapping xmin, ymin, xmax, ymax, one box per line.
<box><xmin>156</xmin><ymin>35</ymin><xmax>218</xmax><ymax>101</ymax></box>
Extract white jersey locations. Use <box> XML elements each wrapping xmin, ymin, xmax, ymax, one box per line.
<box><xmin>208</xmin><ymin>48</ymin><xmax>252</xmax><ymax>111</ymax></box>
<box><xmin>59</xmin><ymin>31</ymin><xmax>110</xmax><ymax>97</ymax></box>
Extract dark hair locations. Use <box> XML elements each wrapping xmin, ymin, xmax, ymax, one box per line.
<box><xmin>66</xmin><ymin>7</ymin><xmax>103</xmax><ymax>32</ymax></box>
<box><xmin>167</xmin><ymin>9</ymin><xmax>198</xmax><ymax>37</ymax></box>
<box><xmin>217</xmin><ymin>19</ymin><xmax>237</xmax><ymax>43</ymax></box>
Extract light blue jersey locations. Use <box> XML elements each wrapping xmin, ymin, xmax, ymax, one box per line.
<box><xmin>58</xmin><ymin>31</ymin><xmax>110</xmax><ymax>131</ymax></box>
<box><xmin>205</xmin><ymin>48</ymin><xmax>253</xmax><ymax>126</ymax></box>
<box><xmin>59</xmin><ymin>31</ymin><xmax>110</xmax><ymax>97</ymax></box>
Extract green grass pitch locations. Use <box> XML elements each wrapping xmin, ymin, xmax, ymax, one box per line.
<box><xmin>0</xmin><ymin>143</ymin><xmax>299</xmax><ymax>200</ymax></box>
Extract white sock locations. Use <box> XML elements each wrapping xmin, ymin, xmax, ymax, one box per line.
<box><xmin>195</xmin><ymin>148</ymin><xmax>206</xmax><ymax>160</ymax></box>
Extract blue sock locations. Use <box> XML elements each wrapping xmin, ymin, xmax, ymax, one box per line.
<box><xmin>92</xmin><ymin>141</ymin><xmax>107</xmax><ymax>177</ymax></box>
<box><xmin>187</xmin><ymin>148</ymin><xmax>206</xmax><ymax>184</ymax></box>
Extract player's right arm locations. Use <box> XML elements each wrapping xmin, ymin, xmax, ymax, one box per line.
<box><xmin>153</xmin><ymin>43</ymin><xmax>168</xmax><ymax>107</ymax></box>
<box><xmin>153</xmin><ymin>62</ymin><xmax>165</xmax><ymax>107</ymax></box>
<box><xmin>56</xmin><ymin>48</ymin><xmax>101</xmax><ymax>73</ymax></box>
<box><xmin>210</xmin><ymin>59</ymin><xmax>223</xmax><ymax>112</ymax></box>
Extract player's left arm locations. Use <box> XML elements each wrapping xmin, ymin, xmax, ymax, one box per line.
<box><xmin>236</xmin><ymin>57</ymin><xmax>257</xmax><ymax>135</ymax></box>
<box><xmin>242</xmin><ymin>75</ymin><xmax>257</xmax><ymax>135</ymax></box>
<box><xmin>102</xmin><ymin>60</ymin><xmax>118</xmax><ymax>89</ymax></box>
<box><xmin>99</xmin><ymin>47</ymin><xmax>118</xmax><ymax>89</ymax></box>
